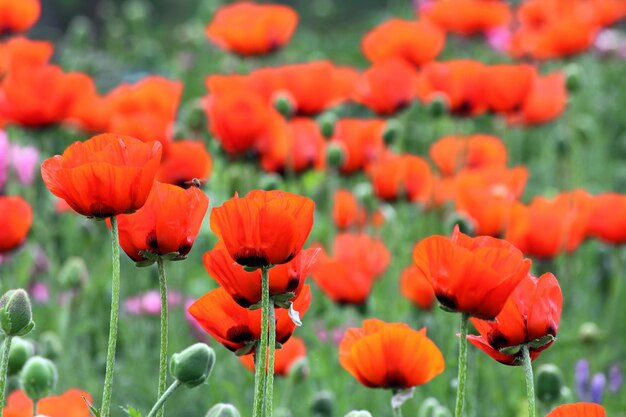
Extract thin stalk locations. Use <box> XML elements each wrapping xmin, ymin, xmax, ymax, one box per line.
<box><xmin>0</xmin><ymin>336</ymin><xmax>13</xmax><ymax>413</ymax></box>
<box><xmin>101</xmin><ymin>216</ymin><xmax>121</xmax><ymax>417</ymax></box>
<box><xmin>33</xmin><ymin>400</ymin><xmax>37</xmax><ymax>416</ymax></box>
<box><xmin>522</xmin><ymin>345</ymin><xmax>536</xmax><ymax>417</ymax></box>
<box><xmin>265</xmin><ymin>303</ymin><xmax>276</xmax><ymax>417</ymax></box>
<box><xmin>146</xmin><ymin>380</ymin><xmax>181</xmax><ymax>417</ymax></box>
<box><xmin>454</xmin><ymin>313</ymin><xmax>470</xmax><ymax>417</ymax></box>
<box><xmin>391</xmin><ymin>391</ymin><xmax>404</xmax><ymax>417</ymax></box>
<box><xmin>156</xmin><ymin>257</ymin><xmax>168</xmax><ymax>417</ymax></box>
<box><xmin>252</xmin><ymin>267</ymin><xmax>271</xmax><ymax>417</ymax></box>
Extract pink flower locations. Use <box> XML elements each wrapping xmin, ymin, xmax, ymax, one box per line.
<box><xmin>487</xmin><ymin>27</ymin><xmax>511</xmax><ymax>53</ymax></box>
<box><xmin>29</xmin><ymin>282</ymin><xmax>49</xmax><ymax>303</ymax></box>
<box><xmin>10</xmin><ymin>144</ymin><xmax>39</xmax><ymax>185</ymax></box>
<box><xmin>0</xmin><ymin>131</ymin><xmax>9</xmax><ymax>191</ymax></box>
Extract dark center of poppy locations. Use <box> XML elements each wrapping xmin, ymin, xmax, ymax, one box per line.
<box><xmin>436</xmin><ymin>293</ymin><xmax>458</xmax><ymax>312</ymax></box>
<box><xmin>384</xmin><ymin>370</ymin><xmax>408</xmax><ymax>389</ymax></box>
<box><xmin>226</xmin><ymin>325</ymin><xmax>255</xmax><ymax>344</ymax></box>
<box><xmin>235</xmin><ymin>247</ymin><xmax>270</xmax><ymax>268</ymax></box>
<box><xmin>146</xmin><ymin>230</ymin><xmax>160</xmax><ymax>251</ymax></box>
<box><xmin>90</xmin><ymin>202</ymin><xmax>115</xmax><ymax>218</ymax></box>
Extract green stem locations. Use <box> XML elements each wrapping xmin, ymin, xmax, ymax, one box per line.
<box><xmin>146</xmin><ymin>380</ymin><xmax>181</xmax><ymax>417</ymax></box>
<box><xmin>101</xmin><ymin>216</ymin><xmax>121</xmax><ymax>417</ymax></box>
<box><xmin>522</xmin><ymin>345</ymin><xmax>536</xmax><ymax>417</ymax></box>
<box><xmin>156</xmin><ymin>257</ymin><xmax>168</xmax><ymax>417</ymax></box>
<box><xmin>392</xmin><ymin>405</ymin><xmax>403</xmax><ymax>417</ymax></box>
<box><xmin>33</xmin><ymin>400</ymin><xmax>37</xmax><ymax>416</ymax></box>
<box><xmin>265</xmin><ymin>301</ymin><xmax>276</xmax><ymax>417</ymax></box>
<box><xmin>252</xmin><ymin>267</ymin><xmax>270</xmax><ymax>417</ymax></box>
<box><xmin>454</xmin><ymin>313</ymin><xmax>470</xmax><ymax>417</ymax></box>
<box><xmin>0</xmin><ymin>336</ymin><xmax>13</xmax><ymax>413</ymax></box>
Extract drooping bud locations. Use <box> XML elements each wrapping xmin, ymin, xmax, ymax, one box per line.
<box><xmin>39</xmin><ymin>331</ymin><xmax>63</xmax><ymax>360</ymax></box>
<box><xmin>565</xmin><ymin>64</ymin><xmax>582</xmax><ymax>93</ymax></box>
<box><xmin>58</xmin><ymin>257</ymin><xmax>89</xmax><ymax>289</ymax></box>
<box><xmin>418</xmin><ymin>397</ymin><xmax>440</xmax><ymax>417</ymax></box>
<box><xmin>20</xmin><ymin>356</ymin><xmax>58</xmax><ymax>402</ymax></box>
<box><xmin>318</xmin><ymin>113</ymin><xmax>338</xmax><ymax>139</ymax></box>
<box><xmin>7</xmin><ymin>337</ymin><xmax>35</xmax><ymax>376</ymax></box>
<box><xmin>170</xmin><ymin>343</ymin><xmax>216</xmax><ymax>387</ymax></box>
<box><xmin>205</xmin><ymin>403</ymin><xmax>241</xmax><ymax>417</ymax></box>
<box><xmin>535</xmin><ymin>364</ymin><xmax>564</xmax><ymax>405</ymax></box>
<box><xmin>0</xmin><ymin>289</ymin><xmax>35</xmax><ymax>337</ymax></box>
<box><xmin>273</xmin><ymin>91</ymin><xmax>295</xmax><ymax>119</ymax></box>
<box><xmin>428</xmin><ymin>94</ymin><xmax>448</xmax><ymax>118</ymax></box>
<box><xmin>433</xmin><ymin>406</ymin><xmax>452</xmax><ymax>417</ymax></box>
<box><xmin>326</xmin><ymin>143</ymin><xmax>345</xmax><ymax>168</ymax></box>
<box><xmin>344</xmin><ymin>411</ymin><xmax>372</xmax><ymax>417</ymax></box>
<box><xmin>382</xmin><ymin>119</ymin><xmax>401</xmax><ymax>146</ymax></box>
<box><xmin>311</xmin><ymin>390</ymin><xmax>334</xmax><ymax>417</ymax></box>
<box><xmin>578</xmin><ymin>322</ymin><xmax>602</xmax><ymax>345</ymax></box>
<box><xmin>287</xmin><ymin>357</ymin><xmax>309</xmax><ymax>384</ymax></box>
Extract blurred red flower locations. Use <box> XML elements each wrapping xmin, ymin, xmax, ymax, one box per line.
<box><xmin>420</xmin><ymin>0</ymin><xmax>512</xmax><ymax>36</ymax></box>
<box><xmin>400</xmin><ymin>265</ymin><xmax>436</xmax><ymax>310</ymax></box>
<box><xmin>331</xmin><ymin>119</ymin><xmax>386</xmax><ymax>174</ymax></box>
<box><xmin>0</xmin><ymin>196</ymin><xmax>32</xmax><ymax>253</ymax></box>
<box><xmin>240</xmin><ymin>336</ymin><xmax>307</xmax><ymax>376</ymax></box>
<box><xmin>546</xmin><ymin>402</ymin><xmax>606</xmax><ymax>417</ymax></box>
<box><xmin>588</xmin><ymin>193</ymin><xmax>626</xmax><ymax>244</ymax></box>
<box><xmin>368</xmin><ymin>153</ymin><xmax>433</xmax><ymax>204</ymax></box>
<box><xmin>429</xmin><ymin>134</ymin><xmax>508</xmax><ymax>176</ymax></box>
<box><xmin>333</xmin><ymin>189</ymin><xmax>367</xmax><ymax>230</ymax></box>
<box><xmin>157</xmin><ymin>140</ymin><xmax>212</xmax><ymax>188</ymax></box>
<box><xmin>3</xmin><ymin>389</ymin><xmax>92</xmax><ymax>417</ymax></box>
<box><xmin>0</xmin><ymin>0</ymin><xmax>40</xmax><ymax>34</ymax></box>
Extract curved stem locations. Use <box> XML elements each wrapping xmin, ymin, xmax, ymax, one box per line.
<box><xmin>252</xmin><ymin>267</ymin><xmax>270</xmax><ymax>417</ymax></box>
<box><xmin>454</xmin><ymin>313</ymin><xmax>470</xmax><ymax>417</ymax></box>
<box><xmin>101</xmin><ymin>216</ymin><xmax>121</xmax><ymax>417</ymax></box>
<box><xmin>265</xmin><ymin>302</ymin><xmax>276</xmax><ymax>417</ymax></box>
<box><xmin>146</xmin><ymin>380</ymin><xmax>181</xmax><ymax>417</ymax></box>
<box><xmin>156</xmin><ymin>257</ymin><xmax>168</xmax><ymax>417</ymax></box>
<box><xmin>0</xmin><ymin>336</ymin><xmax>13</xmax><ymax>413</ymax></box>
<box><xmin>522</xmin><ymin>345</ymin><xmax>536</xmax><ymax>417</ymax></box>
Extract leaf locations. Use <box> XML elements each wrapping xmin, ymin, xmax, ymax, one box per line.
<box><xmin>122</xmin><ymin>406</ymin><xmax>144</xmax><ymax>417</ymax></box>
<box><xmin>82</xmin><ymin>397</ymin><xmax>100</xmax><ymax>417</ymax></box>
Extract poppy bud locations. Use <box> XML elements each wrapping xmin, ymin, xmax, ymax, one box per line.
<box><xmin>418</xmin><ymin>397</ymin><xmax>440</xmax><ymax>417</ymax></box>
<box><xmin>318</xmin><ymin>113</ymin><xmax>337</xmax><ymax>139</ymax></box>
<box><xmin>259</xmin><ymin>173</ymin><xmax>283</xmax><ymax>191</ymax></box>
<box><xmin>382</xmin><ymin>119</ymin><xmax>401</xmax><ymax>145</ymax></box>
<box><xmin>58</xmin><ymin>257</ymin><xmax>88</xmax><ymax>289</ymax></box>
<box><xmin>578</xmin><ymin>322</ymin><xmax>602</xmax><ymax>345</ymax></box>
<box><xmin>0</xmin><ymin>289</ymin><xmax>35</xmax><ymax>337</ymax></box>
<box><xmin>205</xmin><ymin>403</ymin><xmax>241</xmax><ymax>417</ymax></box>
<box><xmin>433</xmin><ymin>406</ymin><xmax>452</xmax><ymax>417</ymax></box>
<box><xmin>39</xmin><ymin>331</ymin><xmax>63</xmax><ymax>360</ymax></box>
<box><xmin>536</xmin><ymin>364</ymin><xmax>564</xmax><ymax>405</ymax></box>
<box><xmin>326</xmin><ymin>143</ymin><xmax>345</xmax><ymax>168</ymax></box>
<box><xmin>565</xmin><ymin>64</ymin><xmax>582</xmax><ymax>93</ymax></box>
<box><xmin>20</xmin><ymin>356</ymin><xmax>58</xmax><ymax>402</ymax></box>
<box><xmin>311</xmin><ymin>390</ymin><xmax>334</xmax><ymax>417</ymax></box>
<box><xmin>287</xmin><ymin>357</ymin><xmax>309</xmax><ymax>383</ymax></box>
<box><xmin>273</xmin><ymin>92</ymin><xmax>295</xmax><ymax>119</ymax></box>
<box><xmin>428</xmin><ymin>94</ymin><xmax>448</xmax><ymax>118</ymax></box>
<box><xmin>7</xmin><ymin>337</ymin><xmax>35</xmax><ymax>376</ymax></box>
<box><xmin>344</xmin><ymin>411</ymin><xmax>372</xmax><ymax>417</ymax></box>
<box><xmin>444</xmin><ymin>212</ymin><xmax>475</xmax><ymax>236</ymax></box>
<box><xmin>170</xmin><ymin>343</ymin><xmax>216</xmax><ymax>387</ymax></box>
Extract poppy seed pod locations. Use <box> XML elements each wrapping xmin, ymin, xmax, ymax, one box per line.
<box><xmin>318</xmin><ymin>112</ymin><xmax>337</xmax><ymax>139</ymax></box>
<box><xmin>311</xmin><ymin>391</ymin><xmax>334</xmax><ymax>417</ymax></box>
<box><xmin>536</xmin><ymin>364</ymin><xmax>564</xmax><ymax>405</ymax></box>
<box><xmin>326</xmin><ymin>143</ymin><xmax>345</xmax><ymax>168</ymax></box>
<box><xmin>273</xmin><ymin>92</ymin><xmax>295</xmax><ymax>119</ymax></box>
<box><xmin>8</xmin><ymin>337</ymin><xmax>35</xmax><ymax>376</ymax></box>
<box><xmin>428</xmin><ymin>94</ymin><xmax>449</xmax><ymax>118</ymax></box>
<box><xmin>382</xmin><ymin>119</ymin><xmax>401</xmax><ymax>146</ymax></box>
<box><xmin>344</xmin><ymin>411</ymin><xmax>372</xmax><ymax>417</ymax></box>
<box><xmin>0</xmin><ymin>289</ymin><xmax>35</xmax><ymax>337</ymax></box>
<box><xmin>565</xmin><ymin>64</ymin><xmax>582</xmax><ymax>93</ymax></box>
<box><xmin>20</xmin><ymin>356</ymin><xmax>58</xmax><ymax>401</ymax></box>
<box><xmin>170</xmin><ymin>343</ymin><xmax>216</xmax><ymax>387</ymax></box>
<box><xmin>205</xmin><ymin>403</ymin><xmax>241</xmax><ymax>417</ymax></box>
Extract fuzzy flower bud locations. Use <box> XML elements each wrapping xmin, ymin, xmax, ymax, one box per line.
<box><xmin>0</xmin><ymin>289</ymin><xmax>35</xmax><ymax>337</ymax></box>
<box><xmin>20</xmin><ymin>356</ymin><xmax>58</xmax><ymax>401</ymax></box>
<box><xmin>170</xmin><ymin>343</ymin><xmax>216</xmax><ymax>387</ymax></box>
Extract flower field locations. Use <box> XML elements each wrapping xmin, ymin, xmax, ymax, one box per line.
<box><xmin>1</xmin><ymin>0</ymin><xmax>626</xmax><ymax>416</ymax></box>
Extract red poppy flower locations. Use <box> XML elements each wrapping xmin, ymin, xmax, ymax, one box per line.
<box><xmin>106</xmin><ymin>76</ymin><xmax>182</xmax><ymax>150</ymax></box>
<box><xmin>333</xmin><ymin>189</ymin><xmax>366</xmax><ymax>230</ymax></box>
<box><xmin>420</xmin><ymin>0</ymin><xmax>512</xmax><ymax>36</ymax></box>
<box><xmin>429</xmin><ymin>134</ymin><xmax>508</xmax><ymax>176</ymax></box>
<box><xmin>0</xmin><ymin>37</ymin><xmax>52</xmax><ymax>75</ymax></box>
<box><xmin>157</xmin><ymin>140</ymin><xmax>212</xmax><ymax>188</ymax></box>
<box><xmin>588</xmin><ymin>193</ymin><xmax>626</xmax><ymax>244</ymax></box>
<box><xmin>505</xmin><ymin>190</ymin><xmax>593</xmax><ymax>258</ymax></box>
<box><xmin>0</xmin><ymin>64</ymin><xmax>85</xmax><ymax>127</ymax></box>
<box><xmin>240</xmin><ymin>336</ymin><xmax>307</xmax><ymax>376</ymax></box>
<box><xmin>3</xmin><ymin>389</ymin><xmax>92</xmax><ymax>417</ymax></box>
<box><xmin>414</xmin><ymin>225</ymin><xmax>531</xmax><ymax>320</ymax></box>
<box><xmin>41</xmin><ymin>133</ymin><xmax>162</xmax><ymax>218</ymax></box>
<box><xmin>204</xmin><ymin>90</ymin><xmax>275</xmax><ymax>156</ymax></box>
<box><xmin>0</xmin><ymin>0</ymin><xmax>41</xmax><ymax>34</ymax></box>
<box><xmin>0</xmin><ymin>196</ymin><xmax>32</xmax><ymax>253</ymax></box>
<box><xmin>416</xmin><ymin>60</ymin><xmax>487</xmax><ymax>116</ymax></box>
<box><xmin>400</xmin><ymin>265</ymin><xmax>436</xmax><ymax>310</ymax></box>
<box><xmin>339</xmin><ymin>319</ymin><xmax>444</xmax><ymax>389</ymax></box>
<box><xmin>187</xmin><ymin>285</ymin><xmax>311</xmax><ymax>352</ymax></box>
<box><xmin>210</xmin><ymin>190</ymin><xmax>314</xmax><ymax>268</ymax></box>
<box><xmin>313</xmin><ymin>233</ymin><xmax>390</xmax><ymax>305</ymax></box>
<box><xmin>362</xmin><ymin>19</ymin><xmax>445</xmax><ymax>66</ymax></box>
<box><xmin>65</xmin><ymin>75</ymin><xmax>113</xmax><ymax>133</ymax></box>
<box><xmin>331</xmin><ymin>119</ymin><xmax>386</xmax><ymax>174</ymax></box>
<box><xmin>481</xmin><ymin>64</ymin><xmax>536</xmax><ymax>113</ymax></box>
<box><xmin>468</xmin><ymin>272</ymin><xmax>562</xmax><ymax>365</ymax></box>
<box><xmin>260</xmin><ymin>118</ymin><xmax>326</xmax><ymax>173</ymax></box>
<box><xmin>353</xmin><ymin>59</ymin><xmax>418</xmax><ymax>115</ymax></box>
<box><xmin>205</xmin><ymin>2</ymin><xmax>298</xmax><ymax>56</ymax></box>
<box><xmin>546</xmin><ymin>403</ymin><xmax>606</xmax><ymax>417</ymax></box>
<box><xmin>509</xmin><ymin>72</ymin><xmax>567</xmax><ymax>125</ymax></box>
<box><xmin>203</xmin><ymin>245</ymin><xmax>319</xmax><ymax>308</ymax></box>
<box><xmin>368</xmin><ymin>153</ymin><xmax>433</xmax><ymax>204</ymax></box>
<box><xmin>454</xmin><ymin>167</ymin><xmax>528</xmax><ymax>236</ymax></box>
<box><xmin>114</xmin><ymin>182</ymin><xmax>208</xmax><ymax>262</ymax></box>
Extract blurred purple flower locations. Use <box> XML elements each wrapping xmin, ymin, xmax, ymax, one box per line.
<box><xmin>125</xmin><ymin>297</ymin><xmax>143</xmax><ymax>315</ymax></box>
<box><xmin>141</xmin><ymin>290</ymin><xmax>162</xmax><ymax>315</ymax></box>
<box><xmin>125</xmin><ymin>290</ymin><xmax>184</xmax><ymax>316</ymax></box>
<box><xmin>591</xmin><ymin>373</ymin><xmax>606</xmax><ymax>404</ymax></box>
<box><xmin>0</xmin><ymin>131</ymin><xmax>9</xmax><ymax>191</ymax></box>
<box><xmin>10</xmin><ymin>145</ymin><xmax>39</xmax><ymax>185</ymax></box>
<box><xmin>609</xmin><ymin>365</ymin><xmax>623</xmax><ymax>393</ymax></box>
<box><xmin>486</xmin><ymin>27</ymin><xmax>511</xmax><ymax>53</ymax></box>
<box><xmin>29</xmin><ymin>282</ymin><xmax>50</xmax><ymax>304</ymax></box>
<box><xmin>576</xmin><ymin>359</ymin><xmax>591</xmax><ymax>401</ymax></box>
